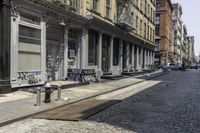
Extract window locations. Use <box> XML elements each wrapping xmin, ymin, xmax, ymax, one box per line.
<box><xmin>147</xmin><ymin>25</ymin><xmax>149</xmax><ymax>40</ymax></box>
<box><xmin>113</xmin><ymin>38</ymin><xmax>119</xmax><ymax>66</ymax></box>
<box><xmin>153</xmin><ymin>29</ymin><xmax>155</xmax><ymax>42</ymax></box>
<box><xmin>136</xmin><ymin>16</ymin><xmax>138</xmax><ymax>33</ymax></box>
<box><xmin>140</xmin><ymin>0</ymin><xmax>143</xmax><ymax>10</ymax></box>
<box><xmin>150</xmin><ymin>27</ymin><xmax>152</xmax><ymax>41</ymax></box>
<box><xmin>68</xmin><ymin>0</ymin><xmax>80</xmax><ymax>12</ymax></box>
<box><xmin>140</xmin><ymin>20</ymin><xmax>143</xmax><ymax>36</ymax></box>
<box><xmin>106</xmin><ymin>0</ymin><xmax>111</xmax><ymax>18</ymax></box>
<box><xmin>144</xmin><ymin>23</ymin><xmax>146</xmax><ymax>38</ymax></box>
<box><xmin>88</xmin><ymin>30</ymin><xmax>98</xmax><ymax>65</ymax></box>
<box><xmin>155</xmin><ymin>42</ymin><xmax>160</xmax><ymax>51</ymax></box>
<box><xmin>18</xmin><ymin>13</ymin><xmax>42</xmax><ymax>71</ymax></box>
<box><xmin>155</xmin><ymin>14</ymin><xmax>160</xmax><ymax>24</ymax></box>
<box><xmin>155</xmin><ymin>25</ymin><xmax>160</xmax><ymax>35</ymax></box>
<box><xmin>145</xmin><ymin>1</ymin><xmax>147</xmax><ymax>15</ymax></box>
<box><xmin>135</xmin><ymin>0</ymin><xmax>138</xmax><ymax>7</ymax></box>
<box><xmin>93</xmin><ymin>0</ymin><xmax>99</xmax><ymax>11</ymax></box>
<box><xmin>18</xmin><ymin>25</ymin><xmax>41</xmax><ymax>71</ymax></box>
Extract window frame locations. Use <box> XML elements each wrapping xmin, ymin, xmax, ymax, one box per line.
<box><xmin>18</xmin><ymin>12</ymin><xmax>42</xmax><ymax>71</ymax></box>
<box><xmin>92</xmin><ymin>0</ymin><xmax>99</xmax><ymax>12</ymax></box>
<box><xmin>105</xmin><ymin>0</ymin><xmax>112</xmax><ymax>18</ymax></box>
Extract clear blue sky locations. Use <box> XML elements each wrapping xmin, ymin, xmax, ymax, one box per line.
<box><xmin>171</xmin><ymin>0</ymin><xmax>200</xmax><ymax>56</ymax></box>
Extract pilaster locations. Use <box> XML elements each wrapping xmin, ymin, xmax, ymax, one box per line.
<box><xmin>0</xmin><ymin>0</ymin><xmax>11</xmax><ymax>93</ymax></box>
<box><xmin>97</xmin><ymin>32</ymin><xmax>102</xmax><ymax>78</ymax></box>
<box><xmin>109</xmin><ymin>36</ymin><xmax>114</xmax><ymax>72</ymax></box>
<box><xmin>63</xmin><ymin>27</ymin><xmax>68</xmax><ymax>78</ymax></box>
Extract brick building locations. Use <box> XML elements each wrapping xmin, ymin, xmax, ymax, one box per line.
<box><xmin>155</xmin><ymin>0</ymin><xmax>173</xmax><ymax>65</ymax></box>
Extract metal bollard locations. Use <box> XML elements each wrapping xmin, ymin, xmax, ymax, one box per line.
<box><xmin>44</xmin><ymin>82</ymin><xmax>53</xmax><ymax>103</ymax></box>
<box><xmin>36</xmin><ymin>87</ymin><xmax>41</xmax><ymax>106</ymax></box>
<box><xmin>57</xmin><ymin>86</ymin><xmax>61</xmax><ymax>101</ymax></box>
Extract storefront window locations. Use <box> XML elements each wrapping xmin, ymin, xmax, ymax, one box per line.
<box><xmin>88</xmin><ymin>30</ymin><xmax>98</xmax><ymax>65</ymax></box>
<box><xmin>18</xmin><ymin>25</ymin><xmax>41</xmax><ymax>71</ymax></box>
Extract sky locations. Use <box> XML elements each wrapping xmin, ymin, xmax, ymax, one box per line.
<box><xmin>171</xmin><ymin>0</ymin><xmax>200</xmax><ymax>56</ymax></box>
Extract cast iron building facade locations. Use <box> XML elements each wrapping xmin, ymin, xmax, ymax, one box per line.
<box><xmin>0</xmin><ymin>0</ymin><xmax>156</xmax><ymax>92</ymax></box>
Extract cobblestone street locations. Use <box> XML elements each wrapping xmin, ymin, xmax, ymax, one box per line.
<box><xmin>1</xmin><ymin>69</ymin><xmax>200</xmax><ymax>133</ymax></box>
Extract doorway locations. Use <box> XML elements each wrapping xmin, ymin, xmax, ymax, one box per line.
<box><xmin>46</xmin><ymin>25</ymin><xmax>64</xmax><ymax>80</ymax></box>
<box><xmin>102</xmin><ymin>34</ymin><xmax>110</xmax><ymax>73</ymax></box>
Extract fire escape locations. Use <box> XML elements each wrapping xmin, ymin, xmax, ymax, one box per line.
<box><xmin>116</xmin><ymin>0</ymin><xmax>135</xmax><ymax>31</ymax></box>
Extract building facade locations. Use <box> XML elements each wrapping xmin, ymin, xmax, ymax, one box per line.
<box><xmin>188</xmin><ymin>36</ymin><xmax>195</xmax><ymax>63</ymax></box>
<box><xmin>172</xmin><ymin>3</ymin><xmax>182</xmax><ymax>64</ymax></box>
<box><xmin>181</xmin><ymin>25</ymin><xmax>190</xmax><ymax>65</ymax></box>
<box><xmin>155</xmin><ymin>0</ymin><xmax>173</xmax><ymax>65</ymax></box>
<box><xmin>0</xmin><ymin>0</ymin><xmax>156</xmax><ymax>93</ymax></box>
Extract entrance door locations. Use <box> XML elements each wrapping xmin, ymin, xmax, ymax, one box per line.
<box><xmin>46</xmin><ymin>25</ymin><xmax>64</xmax><ymax>80</ymax></box>
<box><xmin>102</xmin><ymin>35</ymin><xmax>110</xmax><ymax>73</ymax></box>
<box><xmin>46</xmin><ymin>42</ymin><xmax>63</xmax><ymax>80</ymax></box>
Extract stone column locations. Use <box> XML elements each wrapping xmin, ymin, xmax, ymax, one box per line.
<box><xmin>144</xmin><ymin>49</ymin><xmax>147</xmax><ymax>69</ymax></box>
<box><xmin>136</xmin><ymin>46</ymin><xmax>140</xmax><ymax>70</ymax></box>
<box><xmin>140</xmin><ymin>47</ymin><xmax>143</xmax><ymax>70</ymax></box>
<box><xmin>150</xmin><ymin>51</ymin><xmax>153</xmax><ymax>64</ymax></box>
<box><xmin>126</xmin><ymin>43</ymin><xmax>129</xmax><ymax>69</ymax></box>
<box><xmin>0</xmin><ymin>0</ymin><xmax>11</xmax><ymax>93</ymax></box>
<box><xmin>41</xmin><ymin>19</ymin><xmax>46</xmax><ymax>80</ymax></box>
<box><xmin>81</xmin><ymin>28</ymin><xmax>88</xmax><ymax>69</ymax></box>
<box><xmin>131</xmin><ymin>44</ymin><xmax>135</xmax><ymax>69</ymax></box>
<box><xmin>145</xmin><ymin>49</ymin><xmax>148</xmax><ymax>68</ymax></box>
<box><xmin>147</xmin><ymin>50</ymin><xmax>149</xmax><ymax>66</ymax></box>
<box><xmin>152</xmin><ymin>51</ymin><xmax>155</xmax><ymax>65</ymax></box>
<box><xmin>97</xmin><ymin>32</ymin><xmax>102</xmax><ymax>78</ymax></box>
<box><xmin>63</xmin><ymin>27</ymin><xmax>69</xmax><ymax>78</ymax></box>
<box><xmin>119</xmin><ymin>39</ymin><xmax>123</xmax><ymax>73</ymax></box>
<box><xmin>10</xmin><ymin>10</ymin><xmax>18</xmax><ymax>83</ymax></box>
<box><xmin>109</xmin><ymin>36</ymin><xmax>114</xmax><ymax>72</ymax></box>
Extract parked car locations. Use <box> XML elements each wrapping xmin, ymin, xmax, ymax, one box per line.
<box><xmin>198</xmin><ymin>64</ymin><xmax>200</xmax><ymax>68</ymax></box>
<box><xmin>168</xmin><ymin>63</ymin><xmax>180</xmax><ymax>70</ymax></box>
<box><xmin>158</xmin><ymin>64</ymin><xmax>167</xmax><ymax>69</ymax></box>
<box><xmin>190</xmin><ymin>63</ymin><xmax>198</xmax><ymax>69</ymax></box>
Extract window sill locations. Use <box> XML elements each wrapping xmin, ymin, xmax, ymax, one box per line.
<box><xmin>89</xmin><ymin>9</ymin><xmax>101</xmax><ymax>16</ymax></box>
<box><xmin>104</xmin><ymin>16</ymin><xmax>113</xmax><ymax>22</ymax></box>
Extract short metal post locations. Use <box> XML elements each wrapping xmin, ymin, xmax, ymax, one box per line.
<box><xmin>36</xmin><ymin>87</ymin><xmax>41</xmax><ymax>106</ymax></box>
<box><xmin>57</xmin><ymin>86</ymin><xmax>61</xmax><ymax>101</ymax></box>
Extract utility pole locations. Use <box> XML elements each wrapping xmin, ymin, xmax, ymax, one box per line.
<box><xmin>0</xmin><ymin>0</ymin><xmax>11</xmax><ymax>93</ymax></box>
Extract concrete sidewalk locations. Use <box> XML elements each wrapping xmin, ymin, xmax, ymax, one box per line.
<box><xmin>0</xmin><ymin>70</ymin><xmax>169</xmax><ymax>127</ymax></box>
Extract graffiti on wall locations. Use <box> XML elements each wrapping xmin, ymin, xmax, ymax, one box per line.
<box><xmin>18</xmin><ymin>71</ymin><xmax>42</xmax><ymax>84</ymax></box>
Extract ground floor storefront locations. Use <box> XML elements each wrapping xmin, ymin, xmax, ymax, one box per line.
<box><xmin>1</xmin><ymin>0</ymin><xmax>155</xmax><ymax>91</ymax></box>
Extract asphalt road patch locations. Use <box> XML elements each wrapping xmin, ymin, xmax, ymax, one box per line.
<box><xmin>33</xmin><ymin>99</ymin><xmax>121</xmax><ymax>121</ymax></box>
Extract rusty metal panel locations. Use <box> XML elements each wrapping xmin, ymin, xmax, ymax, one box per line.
<box><xmin>33</xmin><ymin>99</ymin><xmax>121</xmax><ymax>121</ymax></box>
